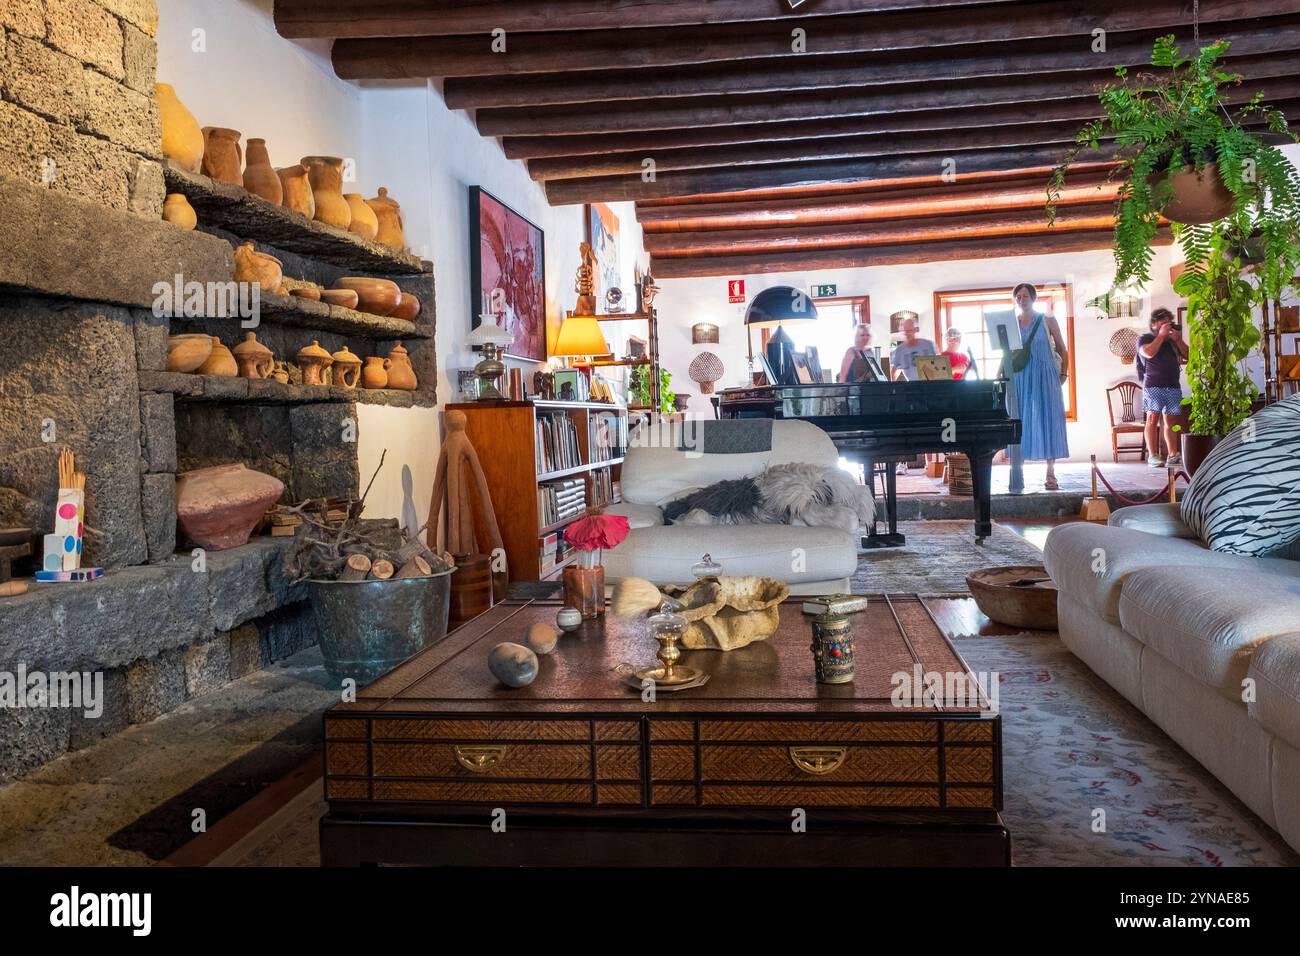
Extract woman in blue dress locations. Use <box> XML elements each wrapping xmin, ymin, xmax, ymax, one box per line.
<box><xmin>1010</xmin><ymin>283</ymin><xmax>1070</xmax><ymax>489</ymax></box>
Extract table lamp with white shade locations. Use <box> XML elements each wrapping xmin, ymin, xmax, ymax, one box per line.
<box><xmin>467</xmin><ymin>313</ymin><xmax>514</xmax><ymax>400</ymax></box>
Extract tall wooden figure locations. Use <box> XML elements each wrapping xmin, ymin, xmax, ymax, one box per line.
<box><xmin>428</xmin><ymin>410</ymin><xmax>506</xmax><ymax>620</ymax></box>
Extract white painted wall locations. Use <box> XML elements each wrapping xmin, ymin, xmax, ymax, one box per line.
<box><xmin>157</xmin><ymin>0</ymin><xmax>645</xmax><ymax>537</ymax></box>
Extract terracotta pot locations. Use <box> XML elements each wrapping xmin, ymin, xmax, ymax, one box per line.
<box><xmin>162</xmin><ymin>193</ymin><xmax>197</xmax><ymax>230</ymax></box>
<box><xmin>201</xmin><ymin>127</ymin><xmax>242</xmax><ymax>186</ymax></box>
<box><xmin>389</xmin><ymin>291</ymin><xmax>421</xmax><ymax>322</ymax></box>
<box><xmin>367</xmin><ymin>186</ymin><xmax>406</xmax><ymax>250</ymax></box>
<box><xmin>289</xmin><ymin>285</ymin><xmax>321</xmax><ymax>302</ymax></box>
<box><xmin>176</xmin><ymin>464</ymin><xmax>285</xmax><ymax>551</ymax></box>
<box><xmin>1148</xmin><ymin>162</ymin><xmax>1235</xmax><ymax>225</ymax></box>
<box><xmin>167</xmin><ymin>333</ymin><xmax>213</xmax><ymax>373</ymax></box>
<box><xmin>345</xmin><ymin>193</ymin><xmax>378</xmax><ymax>240</ymax></box>
<box><xmin>233</xmin><ymin>331</ymin><xmax>275</xmax><ymax>379</ymax></box>
<box><xmin>1181</xmin><ymin>433</ymin><xmax>1222</xmax><ymax>477</ymax></box>
<box><xmin>301</xmin><ymin>155</ymin><xmax>351</xmax><ymax>229</ymax></box>
<box><xmin>330</xmin><ymin>346</ymin><xmax>362</xmax><ymax>388</ymax></box>
<box><xmin>318</xmin><ymin>288</ymin><xmax>359</xmax><ymax>310</ymax></box>
<box><xmin>333</xmin><ymin>277</ymin><xmax>401</xmax><ymax>316</ymax></box>
<box><xmin>296</xmin><ymin>340</ymin><xmax>334</xmax><ymax>386</ymax></box>
<box><xmin>361</xmin><ymin>356</ymin><xmax>389</xmax><ymax>389</ymax></box>
<box><xmin>196</xmin><ymin>336</ymin><xmax>238</xmax><ymax>377</ymax></box>
<box><xmin>276</xmin><ymin>164</ymin><xmax>314</xmax><ymax>219</ymax></box>
<box><xmin>233</xmin><ymin>242</ymin><xmax>283</xmax><ymax>291</ymax></box>
<box><xmin>242</xmin><ymin>137</ymin><xmax>282</xmax><ymax>205</ymax></box>
<box><xmin>384</xmin><ymin>343</ymin><xmax>418</xmax><ymax>390</ymax></box>
<box><xmin>156</xmin><ymin>83</ymin><xmax>203</xmax><ymax>173</ymax></box>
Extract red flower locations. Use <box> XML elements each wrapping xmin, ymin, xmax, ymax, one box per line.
<box><xmin>565</xmin><ymin>514</ymin><xmax>630</xmax><ymax>551</ymax></box>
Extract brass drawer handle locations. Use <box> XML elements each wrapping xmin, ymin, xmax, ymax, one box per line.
<box><xmin>789</xmin><ymin>746</ymin><xmax>847</xmax><ymax>775</ymax></box>
<box><xmin>454</xmin><ymin>745</ymin><xmax>507</xmax><ymax>773</ymax></box>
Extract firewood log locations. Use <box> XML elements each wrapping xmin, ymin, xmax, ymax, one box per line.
<box><xmin>395</xmin><ymin>555</ymin><xmax>432</xmax><ymax>579</ymax></box>
<box><xmin>369</xmin><ymin>558</ymin><xmax>395</xmax><ymax>580</ymax></box>
<box><xmin>338</xmin><ymin>554</ymin><xmax>372</xmax><ymax>581</ymax></box>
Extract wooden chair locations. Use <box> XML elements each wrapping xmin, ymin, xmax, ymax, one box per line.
<box><xmin>1106</xmin><ymin>381</ymin><xmax>1146</xmax><ymax>462</ymax></box>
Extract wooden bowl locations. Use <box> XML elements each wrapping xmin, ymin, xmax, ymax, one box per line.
<box><xmin>167</xmin><ymin>333</ymin><xmax>215</xmax><ymax>373</ymax></box>
<box><xmin>332</xmin><ymin>277</ymin><xmax>401</xmax><ymax>316</ymax></box>
<box><xmin>320</xmin><ymin>288</ymin><xmax>360</xmax><ymax>310</ymax></box>
<box><xmin>966</xmin><ymin>565</ymin><xmax>1058</xmax><ymax>631</ymax></box>
<box><xmin>389</xmin><ymin>290</ymin><xmax>421</xmax><ymax>322</ymax></box>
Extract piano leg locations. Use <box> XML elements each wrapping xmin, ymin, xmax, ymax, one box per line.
<box><xmin>970</xmin><ymin>448</ymin><xmax>996</xmax><ymax>541</ymax></box>
<box><xmin>862</xmin><ymin>457</ymin><xmax>906</xmax><ymax>549</ymax></box>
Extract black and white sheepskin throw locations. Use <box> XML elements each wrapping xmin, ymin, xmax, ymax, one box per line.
<box><xmin>662</xmin><ymin>463</ymin><xmax>874</xmax><ymax>530</ymax></box>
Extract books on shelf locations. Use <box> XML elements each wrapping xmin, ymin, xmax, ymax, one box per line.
<box><xmin>539</xmin><ymin>530</ymin><xmax>575</xmax><ymax>575</ymax></box>
<box><xmin>535</xmin><ymin>412</ymin><xmax>582</xmax><ymax>474</ymax></box>
<box><xmin>538</xmin><ymin>478</ymin><xmax>588</xmax><ymax>528</ymax></box>
<box><xmin>589</xmin><ymin>412</ymin><xmax>625</xmax><ymax>463</ymax></box>
<box><xmin>590</xmin><ymin>468</ymin><xmax>615</xmax><ymax>508</ymax></box>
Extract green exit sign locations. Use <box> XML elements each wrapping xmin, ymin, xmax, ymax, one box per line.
<box><xmin>812</xmin><ymin>284</ymin><xmax>837</xmax><ymax>297</ymax></box>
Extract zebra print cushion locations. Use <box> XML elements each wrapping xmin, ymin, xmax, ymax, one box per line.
<box><xmin>1180</xmin><ymin>395</ymin><xmax>1300</xmax><ymax>555</ymax></box>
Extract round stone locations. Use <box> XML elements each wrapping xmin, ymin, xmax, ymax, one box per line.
<box><xmin>525</xmin><ymin>622</ymin><xmax>559</xmax><ymax>655</ymax></box>
<box><xmin>488</xmin><ymin>642</ymin><xmax>539</xmax><ymax>688</ymax></box>
<box><xmin>555</xmin><ymin>608</ymin><xmax>583</xmax><ymax>632</ymax></box>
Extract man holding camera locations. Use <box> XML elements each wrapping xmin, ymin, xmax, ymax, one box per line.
<box><xmin>1137</xmin><ymin>307</ymin><xmax>1189</xmax><ymax>467</ymax></box>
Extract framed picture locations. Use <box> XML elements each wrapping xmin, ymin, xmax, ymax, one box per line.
<box><xmin>587</xmin><ymin>202</ymin><xmax>621</xmax><ymax>300</ymax></box>
<box><xmin>805</xmin><ymin>346</ymin><xmax>824</xmax><ymax>383</ymax></box>
<box><xmin>470</xmin><ymin>186</ymin><xmax>547</xmax><ymax>362</ymax></box>
<box><xmin>626</xmin><ymin>335</ymin><xmax>647</xmax><ymax>360</ymax></box>
<box><xmin>792</xmin><ymin>351</ymin><xmax>815</xmax><ymax>384</ymax></box>
<box><xmin>552</xmin><ymin>369</ymin><xmax>589</xmax><ymax>402</ymax></box>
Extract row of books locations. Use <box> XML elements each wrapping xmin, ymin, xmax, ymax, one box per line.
<box><xmin>535</xmin><ymin>413</ymin><xmax>582</xmax><ymax>474</ymax></box>
<box><xmin>539</xmin><ymin>532</ymin><xmax>576</xmax><ymax>576</ymax></box>
<box><xmin>589</xmin><ymin>469</ymin><xmax>618</xmax><ymax>508</ymax></box>
<box><xmin>589</xmin><ymin>413</ymin><xmax>625</xmax><ymax>463</ymax></box>
<box><xmin>538</xmin><ymin>478</ymin><xmax>587</xmax><ymax>528</ymax></box>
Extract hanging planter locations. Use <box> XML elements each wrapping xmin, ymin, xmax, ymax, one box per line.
<box><xmin>1149</xmin><ymin>161</ymin><xmax>1235</xmax><ymax>225</ymax></box>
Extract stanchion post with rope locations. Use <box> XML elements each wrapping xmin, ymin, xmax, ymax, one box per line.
<box><xmin>1079</xmin><ymin>454</ymin><xmax>1112</xmax><ymax>521</ymax></box>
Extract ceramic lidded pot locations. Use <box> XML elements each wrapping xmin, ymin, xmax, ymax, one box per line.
<box><xmin>345</xmin><ymin>194</ymin><xmax>378</xmax><ymax>240</ymax></box>
<box><xmin>233</xmin><ymin>331</ymin><xmax>275</xmax><ymax>379</ymax></box>
<box><xmin>367</xmin><ymin>187</ymin><xmax>406</xmax><ymax>250</ymax></box>
<box><xmin>243</xmin><ymin>137</ymin><xmax>283</xmax><ymax>205</ymax></box>
<box><xmin>196</xmin><ymin>336</ymin><xmax>237</xmax><ymax>377</ymax></box>
<box><xmin>176</xmin><ymin>464</ymin><xmax>285</xmax><ymax>551</ymax></box>
<box><xmin>201</xmin><ymin>127</ymin><xmax>243</xmax><ymax>185</ymax></box>
<box><xmin>156</xmin><ymin>83</ymin><xmax>203</xmax><ymax>172</ymax></box>
<box><xmin>167</xmin><ymin>333</ymin><xmax>214</xmax><ymax>373</ymax></box>
<box><xmin>296</xmin><ymin>340</ymin><xmax>334</xmax><ymax>386</ymax></box>
<box><xmin>233</xmin><ymin>242</ymin><xmax>283</xmax><ymax>292</ymax></box>
<box><xmin>300</xmin><ymin>156</ymin><xmax>351</xmax><ymax>229</ymax></box>
<box><xmin>361</xmin><ymin>356</ymin><xmax>388</xmax><ymax>389</ymax></box>
<box><xmin>276</xmin><ymin>164</ymin><xmax>314</xmax><ymax>218</ymax></box>
<box><xmin>162</xmin><ymin>193</ymin><xmax>197</xmax><ymax>230</ymax></box>
<box><xmin>330</xmin><ymin>346</ymin><xmax>362</xmax><ymax>388</ymax></box>
<box><xmin>332</xmin><ymin>277</ymin><xmax>402</xmax><ymax>316</ymax></box>
<box><xmin>385</xmin><ymin>344</ymin><xmax>418</xmax><ymax>391</ymax></box>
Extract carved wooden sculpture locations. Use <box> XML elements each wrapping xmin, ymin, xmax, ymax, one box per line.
<box><xmin>428</xmin><ymin>410</ymin><xmax>504</xmax><ymax>562</ymax></box>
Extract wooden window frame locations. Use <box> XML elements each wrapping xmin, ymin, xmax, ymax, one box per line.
<box><xmin>759</xmin><ymin>295</ymin><xmax>869</xmax><ymax>350</ymax></box>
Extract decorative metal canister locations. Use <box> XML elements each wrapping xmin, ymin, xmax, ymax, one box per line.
<box><xmin>810</xmin><ymin>613</ymin><xmax>855</xmax><ymax>684</ymax></box>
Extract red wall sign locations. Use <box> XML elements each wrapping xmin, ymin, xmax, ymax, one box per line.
<box><xmin>728</xmin><ymin>279</ymin><xmax>746</xmax><ymax>304</ymax></box>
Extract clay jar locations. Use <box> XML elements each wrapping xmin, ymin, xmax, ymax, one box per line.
<box><xmin>156</xmin><ymin>83</ymin><xmax>203</xmax><ymax>172</ymax></box>
<box><xmin>345</xmin><ymin>194</ymin><xmax>378</xmax><ymax>240</ymax></box>
<box><xmin>243</xmin><ymin>138</ymin><xmax>282</xmax><ymax>205</ymax></box>
<box><xmin>233</xmin><ymin>242</ymin><xmax>283</xmax><ymax>292</ymax></box>
<box><xmin>201</xmin><ymin>127</ymin><xmax>243</xmax><ymax>185</ymax></box>
<box><xmin>196</xmin><ymin>336</ymin><xmax>237</xmax><ymax>377</ymax></box>
<box><xmin>296</xmin><ymin>340</ymin><xmax>334</xmax><ymax>386</ymax></box>
<box><xmin>176</xmin><ymin>464</ymin><xmax>285</xmax><ymax>551</ymax></box>
<box><xmin>233</xmin><ymin>331</ymin><xmax>275</xmax><ymax>379</ymax></box>
<box><xmin>367</xmin><ymin>186</ymin><xmax>406</xmax><ymax>250</ymax></box>
<box><xmin>162</xmin><ymin>193</ymin><xmax>197</xmax><ymax>230</ymax></box>
<box><xmin>330</xmin><ymin>346</ymin><xmax>362</xmax><ymax>388</ymax></box>
<box><xmin>277</xmin><ymin>164</ymin><xmax>314</xmax><ymax>219</ymax></box>
<box><xmin>167</xmin><ymin>333</ymin><xmax>213</xmax><ymax>373</ymax></box>
<box><xmin>332</xmin><ymin>277</ymin><xmax>402</xmax><ymax>316</ymax></box>
<box><xmin>389</xmin><ymin>291</ymin><xmax>421</xmax><ymax>322</ymax></box>
<box><xmin>301</xmin><ymin>156</ymin><xmax>351</xmax><ymax>230</ymax></box>
<box><xmin>361</xmin><ymin>356</ymin><xmax>388</xmax><ymax>389</ymax></box>
<box><xmin>385</xmin><ymin>344</ymin><xmax>418</xmax><ymax>391</ymax></box>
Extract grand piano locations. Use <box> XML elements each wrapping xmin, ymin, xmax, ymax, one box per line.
<box><xmin>716</xmin><ymin>379</ymin><xmax>1021</xmax><ymax>544</ymax></box>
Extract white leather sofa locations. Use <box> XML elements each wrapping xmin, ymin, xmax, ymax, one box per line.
<box><xmin>1044</xmin><ymin>504</ymin><xmax>1300</xmax><ymax>853</ymax></box>
<box><xmin>603</xmin><ymin>419</ymin><xmax>859</xmax><ymax>594</ymax></box>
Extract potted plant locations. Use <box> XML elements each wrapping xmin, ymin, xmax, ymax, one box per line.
<box><xmin>1048</xmin><ymin>37</ymin><xmax>1300</xmax><ymax>468</ymax></box>
<box><xmin>629</xmin><ymin>365</ymin><xmax>677</xmax><ymax>414</ymax></box>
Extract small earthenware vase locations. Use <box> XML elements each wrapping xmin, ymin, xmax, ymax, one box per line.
<box><xmin>296</xmin><ymin>340</ymin><xmax>333</xmax><ymax>386</ymax></box>
<box><xmin>562</xmin><ymin>563</ymin><xmax>604</xmax><ymax>620</ymax></box>
<box><xmin>330</xmin><ymin>346</ymin><xmax>362</xmax><ymax>388</ymax></box>
<box><xmin>156</xmin><ymin>83</ymin><xmax>203</xmax><ymax>172</ymax></box>
<box><xmin>242</xmin><ymin>138</ymin><xmax>282</xmax><ymax>205</ymax></box>
<box><xmin>367</xmin><ymin>186</ymin><xmax>406</xmax><ymax>250</ymax></box>
<box><xmin>196</xmin><ymin>336</ymin><xmax>237</xmax><ymax>377</ymax></box>
<box><xmin>201</xmin><ymin>127</ymin><xmax>242</xmax><ymax>185</ymax></box>
<box><xmin>233</xmin><ymin>331</ymin><xmax>275</xmax><ymax>380</ymax></box>
<box><xmin>344</xmin><ymin>193</ymin><xmax>378</xmax><ymax>240</ymax></box>
<box><xmin>276</xmin><ymin>163</ymin><xmax>314</xmax><ymax>218</ymax></box>
<box><xmin>384</xmin><ymin>344</ymin><xmax>417</xmax><ymax>390</ymax></box>
<box><xmin>361</xmin><ymin>356</ymin><xmax>388</xmax><ymax>389</ymax></box>
<box><xmin>233</xmin><ymin>242</ymin><xmax>282</xmax><ymax>292</ymax></box>
<box><xmin>301</xmin><ymin>155</ymin><xmax>351</xmax><ymax>229</ymax></box>
<box><xmin>162</xmin><ymin>193</ymin><xmax>197</xmax><ymax>230</ymax></box>
<box><xmin>166</xmin><ymin>333</ymin><xmax>213</xmax><ymax>373</ymax></box>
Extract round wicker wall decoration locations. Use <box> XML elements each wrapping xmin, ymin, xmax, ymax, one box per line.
<box><xmin>688</xmin><ymin>351</ymin><xmax>725</xmax><ymax>394</ymax></box>
<box><xmin>1109</xmin><ymin>327</ymin><xmax>1140</xmax><ymax>365</ymax></box>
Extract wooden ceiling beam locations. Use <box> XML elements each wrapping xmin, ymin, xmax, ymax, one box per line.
<box><xmin>275</xmin><ymin>0</ymin><xmax>1010</xmax><ymax>39</ymax></box>
<box><xmin>446</xmin><ymin>19</ymin><xmax>1300</xmax><ymax>109</ymax></box>
<box><xmin>331</xmin><ymin>0</ymin><xmax>1291</xmax><ymax>79</ymax></box>
<box><xmin>649</xmin><ymin>229</ymin><xmax>1174</xmax><ymax>279</ymax></box>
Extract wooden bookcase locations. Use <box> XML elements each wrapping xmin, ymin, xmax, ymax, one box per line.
<box><xmin>448</xmin><ymin>400</ymin><xmax>629</xmax><ymax>581</ymax></box>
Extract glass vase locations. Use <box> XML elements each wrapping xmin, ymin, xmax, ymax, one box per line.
<box><xmin>562</xmin><ymin>564</ymin><xmax>605</xmax><ymax>619</ymax></box>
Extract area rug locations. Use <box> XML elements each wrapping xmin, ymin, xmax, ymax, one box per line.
<box><xmin>854</xmin><ymin>520</ymin><xmax>1046</xmax><ymax>593</ymax></box>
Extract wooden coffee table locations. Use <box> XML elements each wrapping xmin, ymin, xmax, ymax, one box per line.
<box><xmin>320</xmin><ymin>595</ymin><xmax>1008</xmax><ymax>866</ymax></box>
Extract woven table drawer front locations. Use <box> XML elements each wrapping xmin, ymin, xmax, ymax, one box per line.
<box><xmin>326</xmin><ymin>742</ymin><xmax>368</xmax><ymax>777</ymax></box>
<box><xmin>944</xmin><ymin>746</ymin><xmax>996</xmax><ymax>785</ymax></box>
<box><xmin>650</xmin><ymin>744</ymin><xmax>696</xmax><ymax>781</ymax></box>
<box><xmin>372</xmin><ymin>742</ymin><xmax>591</xmax><ymax>780</ymax></box>
<box><xmin>701</xmin><ymin>745</ymin><xmax>940</xmax><ymax>784</ymax></box>
<box><xmin>370</xmin><ymin>718</ymin><xmax>589</xmax><ymax>741</ymax></box>
<box><xmin>324</xmin><ymin>717</ymin><xmax>367</xmax><ymax>739</ymax></box>
<box><xmin>701</xmin><ymin>785</ymin><xmax>941</xmax><ymax>808</ymax></box>
<box><xmin>699</xmin><ymin>720</ymin><xmax>938</xmax><ymax>743</ymax></box>
<box><xmin>595</xmin><ymin>744</ymin><xmax>641</xmax><ymax>781</ymax></box>
<box><xmin>371</xmin><ymin>780</ymin><xmax>593</xmax><ymax>804</ymax></box>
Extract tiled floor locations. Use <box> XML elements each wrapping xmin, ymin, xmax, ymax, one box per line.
<box><xmin>897</xmin><ymin>461</ymin><xmax>1177</xmax><ymax>497</ymax></box>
